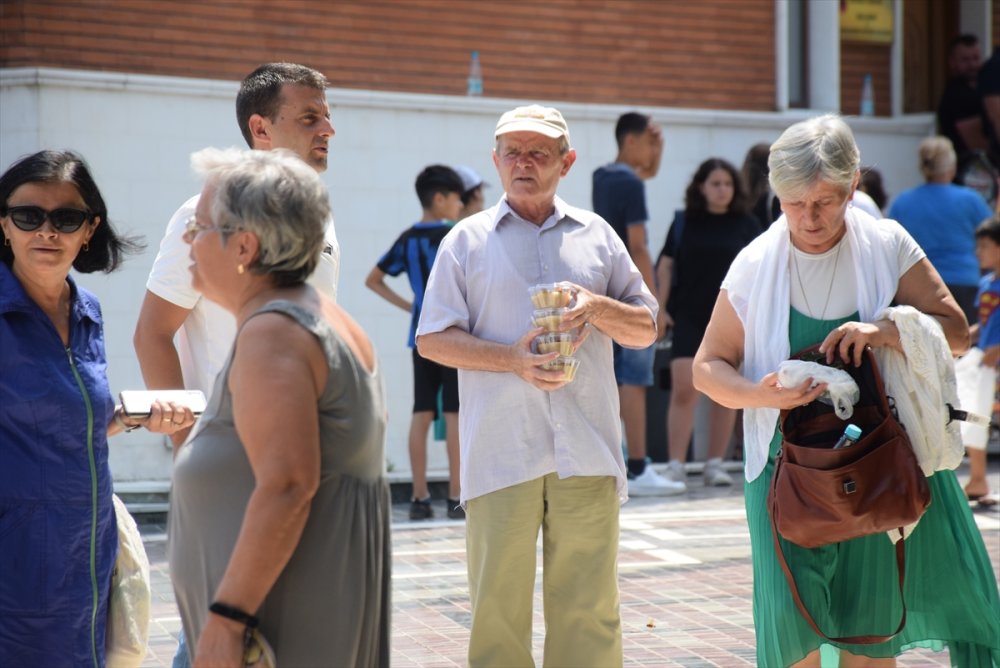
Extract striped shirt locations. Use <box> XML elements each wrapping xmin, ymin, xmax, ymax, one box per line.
<box><xmin>376</xmin><ymin>221</ymin><xmax>451</xmax><ymax>347</ymax></box>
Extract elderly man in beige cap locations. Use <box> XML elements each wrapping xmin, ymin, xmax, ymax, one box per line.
<box><xmin>417</xmin><ymin>105</ymin><xmax>657</xmax><ymax>667</ymax></box>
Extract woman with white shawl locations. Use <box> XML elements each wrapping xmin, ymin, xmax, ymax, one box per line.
<box><xmin>693</xmin><ymin>114</ymin><xmax>1000</xmax><ymax>667</ymax></box>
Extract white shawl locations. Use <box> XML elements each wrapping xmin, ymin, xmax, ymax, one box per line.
<box><xmin>723</xmin><ymin>208</ymin><xmax>908</xmax><ymax>482</ymax></box>
<box><xmin>873</xmin><ymin>306</ymin><xmax>965</xmax><ymax>542</ymax></box>
<box><xmin>874</xmin><ymin>305</ymin><xmax>964</xmax><ymax>476</ymax></box>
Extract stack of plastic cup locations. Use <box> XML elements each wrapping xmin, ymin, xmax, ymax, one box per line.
<box><xmin>529</xmin><ymin>283</ymin><xmax>581</xmax><ymax>383</ymax></box>
<box><xmin>529</xmin><ymin>283</ymin><xmax>574</xmax><ymax>309</ymax></box>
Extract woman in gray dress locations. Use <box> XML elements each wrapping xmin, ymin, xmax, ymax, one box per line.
<box><xmin>168</xmin><ymin>147</ymin><xmax>390</xmax><ymax>667</ymax></box>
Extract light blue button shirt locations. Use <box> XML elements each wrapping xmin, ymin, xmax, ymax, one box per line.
<box><xmin>417</xmin><ymin>195</ymin><xmax>657</xmax><ymax>503</ymax></box>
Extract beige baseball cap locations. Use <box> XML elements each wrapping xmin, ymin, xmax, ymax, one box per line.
<box><xmin>495</xmin><ymin>105</ymin><xmax>570</xmax><ymax>144</ymax></box>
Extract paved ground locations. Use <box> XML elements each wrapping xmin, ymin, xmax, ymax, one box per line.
<box><xmin>140</xmin><ymin>461</ymin><xmax>999</xmax><ymax>667</ymax></box>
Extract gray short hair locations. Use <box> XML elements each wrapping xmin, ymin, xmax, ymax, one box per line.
<box><xmin>494</xmin><ymin>134</ymin><xmax>571</xmax><ymax>156</ymax></box>
<box><xmin>768</xmin><ymin>114</ymin><xmax>860</xmax><ymax>201</ymax></box>
<box><xmin>191</xmin><ymin>147</ymin><xmax>329</xmax><ymax>286</ymax></box>
<box><xmin>918</xmin><ymin>136</ymin><xmax>957</xmax><ymax>180</ymax></box>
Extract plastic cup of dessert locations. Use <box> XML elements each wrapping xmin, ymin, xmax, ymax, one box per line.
<box><xmin>529</xmin><ymin>283</ymin><xmax>575</xmax><ymax>309</ymax></box>
<box><xmin>533</xmin><ymin>307</ymin><xmax>568</xmax><ymax>332</ymax></box>
<box><xmin>536</xmin><ymin>332</ymin><xmax>577</xmax><ymax>356</ymax></box>
<box><xmin>541</xmin><ymin>355</ymin><xmax>580</xmax><ymax>382</ymax></box>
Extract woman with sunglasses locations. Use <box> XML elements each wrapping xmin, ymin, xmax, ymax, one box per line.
<box><xmin>0</xmin><ymin>150</ymin><xmax>196</xmax><ymax>667</ymax></box>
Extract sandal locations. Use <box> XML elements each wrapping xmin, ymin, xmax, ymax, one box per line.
<box><xmin>976</xmin><ymin>494</ymin><xmax>999</xmax><ymax>508</ymax></box>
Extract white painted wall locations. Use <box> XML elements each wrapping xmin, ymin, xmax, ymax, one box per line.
<box><xmin>0</xmin><ymin>68</ymin><xmax>935</xmax><ymax>484</ymax></box>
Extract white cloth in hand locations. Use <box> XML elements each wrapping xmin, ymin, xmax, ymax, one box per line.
<box><xmin>777</xmin><ymin>360</ymin><xmax>860</xmax><ymax>419</ymax></box>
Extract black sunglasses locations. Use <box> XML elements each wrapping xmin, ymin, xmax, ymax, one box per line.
<box><xmin>5</xmin><ymin>205</ymin><xmax>93</xmax><ymax>233</ymax></box>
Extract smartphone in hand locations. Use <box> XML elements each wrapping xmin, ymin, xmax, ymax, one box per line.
<box><xmin>119</xmin><ymin>390</ymin><xmax>207</xmax><ymax>418</ymax></box>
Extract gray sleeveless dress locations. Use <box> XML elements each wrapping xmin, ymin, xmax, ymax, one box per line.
<box><xmin>168</xmin><ymin>300</ymin><xmax>391</xmax><ymax>667</ymax></box>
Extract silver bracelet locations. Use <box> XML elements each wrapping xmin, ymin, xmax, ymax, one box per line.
<box><xmin>114</xmin><ymin>407</ymin><xmax>140</xmax><ymax>433</ymax></box>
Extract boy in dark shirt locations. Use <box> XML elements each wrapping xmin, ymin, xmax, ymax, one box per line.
<box><xmin>366</xmin><ymin>165</ymin><xmax>465</xmax><ymax>519</ymax></box>
<box><xmin>593</xmin><ymin>112</ymin><xmax>682</xmax><ymax>496</ymax></box>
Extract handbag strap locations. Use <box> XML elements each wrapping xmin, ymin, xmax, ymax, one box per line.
<box><xmin>769</xmin><ymin>507</ymin><xmax>907</xmax><ymax>644</ymax></box>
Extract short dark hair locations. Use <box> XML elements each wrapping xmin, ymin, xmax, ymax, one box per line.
<box><xmin>976</xmin><ymin>215</ymin><xmax>1000</xmax><ymax>245</ymax></box>
<box><xmin>860</xmin><ymin>166</ymin><xmax>888</xmax><ymax>211</ymax></box>
<box><xmin>236</xmin><ymin>63</ymin><xmax>329</xmax><ymax>148</ymax></box>
<box><xmin>740</xmin><ymin>142</ymin><xmax>772</xmax><ymax>202</ymax></box>
<box><xmin>415</xmin><ymin>165</ymin><xmax>464</xmax><ymax>210</ymax></box>
<box><xmin>0</xmin><ymin>150</ymin><xmax>142</xmax><ymax>272</ymax></box>
<box><xmin>614</xmin><ymin>112</ymin><xmax>650</xmax><ymax>149</ymax></box>
<box><xmin>684</xmin><ymin>157</ymin><xmax>747</xmax><ymax>216</ymax></box>
<box><xmin>949</xmin><ymin>34</ymin><xmax>979</xmax><ymax>55</ymax></box>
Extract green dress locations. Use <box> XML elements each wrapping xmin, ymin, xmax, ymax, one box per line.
<box><xmin>744</xmin><ymin>308</ymin><xmax>1000</xmax><ymax>667</ymax></box>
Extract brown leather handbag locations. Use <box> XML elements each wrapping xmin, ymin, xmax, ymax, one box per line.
<box><xmin>767</xmin><ymin>345</ymin><xmax>931</xmax><ymax>644</ymax></box>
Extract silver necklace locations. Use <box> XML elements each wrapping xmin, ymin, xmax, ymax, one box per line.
<box><xmin>792</xmin><ymin>241</ymin><xmax>842</xmax><ymax>320</ymax></box>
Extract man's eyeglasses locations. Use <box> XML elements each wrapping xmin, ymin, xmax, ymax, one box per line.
<box><xmin>184</xmin><ymin>216</ymin><xmax>237</xmax><ymax>237</ymax></box>
<box><xmin>5</xmin><ymin>206</ymin><xmax>92</xmax><ymax>233</ymax></box>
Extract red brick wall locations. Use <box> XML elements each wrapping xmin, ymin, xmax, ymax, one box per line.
<box><xmin>0</xmin><ymin>0</ymin><xmax>777</xmax><ymax>111</ymax></box>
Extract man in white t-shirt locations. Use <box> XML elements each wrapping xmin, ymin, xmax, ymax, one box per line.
<box><xmin>134</xmin><ymin>62</ymin><xmax>341</xmax><ymax>452</ymax></box>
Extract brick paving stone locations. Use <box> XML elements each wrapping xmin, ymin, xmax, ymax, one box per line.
<box><xmin>141</xmin><ymin>461</ymin><xmax>999</xmax><ymax>667</ymax></box>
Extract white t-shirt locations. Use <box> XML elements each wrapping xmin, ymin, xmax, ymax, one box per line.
<box><xmin>145</xmin><ymin>194</ymin><xmax>341</xmax><ymax>395</ymax></box>
<box><xmin>788</xmin><ymin>228</ymin><xmax>923</xmax><ymax>322</ymax></box>
<box><xmin>851</xmin><ymin>190</ymin><xmax>883</xmax><ymax>220</ymax></box>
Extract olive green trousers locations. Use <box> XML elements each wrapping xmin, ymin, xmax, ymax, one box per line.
<box><xmin>465</xmin><ymin>473</ymin><xmax>623</xmax><ymax>668</ymax></box>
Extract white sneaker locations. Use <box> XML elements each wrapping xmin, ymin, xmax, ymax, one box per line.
<box><xmin>628</xmin><ymin>465</ymin><xmax>686</xmax><ymax>496</ymax></box>
<box><xmin>665</xmin><ymin>460</ymin><xmax>686</xmax><ymax>484</ymax></box>
<box><xmin>703</xmin><ymin>459</ymin><xmax>734</xmax><ymax>487</ymax></box>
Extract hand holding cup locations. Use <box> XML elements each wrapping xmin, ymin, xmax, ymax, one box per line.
<box><xmin>513</xmin><ymin>327</ymin><xmax>573</xmax><ymax>391</ymax></box>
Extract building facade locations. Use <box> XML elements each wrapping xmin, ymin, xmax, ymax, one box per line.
<box><xmin>0</xmin><ymin>0</ymin><xmax>985</xmax><ymax>483</ymax></box>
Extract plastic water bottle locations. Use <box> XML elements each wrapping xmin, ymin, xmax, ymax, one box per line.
<box><xmin>467</xmin><ymin>50</ymin><xmax>483</xmax><ymax>96</ymax></box>
<box><xmin>832</xmin><ymin>424</ymin><xmax>862</xmax><ymax>450</ymax></box>
<box><xmin>860</xmin><ymin>75</ymin><xmax>875</xmax><ymax>116</ymax></box>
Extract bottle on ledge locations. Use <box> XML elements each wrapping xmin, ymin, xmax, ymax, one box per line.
<box><xmin>467</xmin><ymin>50</ymin><xmax>483</xmax><ymax>96</ymax></box>
<box><xmin>860</xmin><ymin>74</ymin><xmax>874</xmax><ymax>117</ymax></box>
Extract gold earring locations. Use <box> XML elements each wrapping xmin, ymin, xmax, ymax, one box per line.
<box><xmin>3</xmin><ymin>237</ymin><xmax>9</xmax><ymax>247</ymax></box>
<box><xmin>83</xmin><ymin>242</ymin><xmax>89</xmax><ymax>252</ymax></box>
<box><xmin>237</xmin><ymin>263</ymin><xmax>245</xmax><ymax>275</ymax></box>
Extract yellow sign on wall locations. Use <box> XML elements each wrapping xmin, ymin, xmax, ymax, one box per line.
<box><xmin>840</xmin><ymin>0</ymin><xmax>894</xmax><ymax>44</ymax></box>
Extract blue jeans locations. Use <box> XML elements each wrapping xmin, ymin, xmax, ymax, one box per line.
<box><xmin>612</xmin><ymin>342</ymin><xmax>655</xmax><ymax>386</ymax></box>
<box><xmin>172</xmin><ymin>629</ymin><xmax>190</xmax><ymax>668</ymax></box>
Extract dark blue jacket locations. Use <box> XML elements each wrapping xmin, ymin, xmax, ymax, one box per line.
<box><xmin>0</xmin><ymin>262</ymin><xmax>117</xmax><ymax>667</ymax></box>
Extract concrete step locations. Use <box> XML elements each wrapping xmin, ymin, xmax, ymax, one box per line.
<box><xmin>114</xmin><ymin>480</ymin><xmax>170</xmax><ymax>516</ymax></box>
<box><xmin>113</xmin><ymin>461</ymin><xmax>747</xmax><ymax>511</ymax></box>
<box><xmin>111</xmin><ymin>455</ymin><xmax>1000</xmax><ymax>522</ymax></box>
<box><xmin>123</xmin><ymin>501</ymin><xmax>170</xmax><ymax>514</ymax></box>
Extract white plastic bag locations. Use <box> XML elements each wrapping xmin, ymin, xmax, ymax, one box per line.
<box><xmin>106</xmin><ymin>494</ymin><xmax>150</xmax><ymax>668</ymax></box>
<box><xmin>777</xmin><ymin>359</ymin><xmax>860</xmax><ymax>419</ymax></box>
<box><xmin>954</xmin><ymin>347</ymin><xmax>997</xmax><ymax>449</ymax></box>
